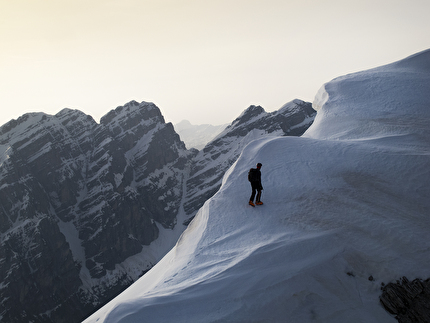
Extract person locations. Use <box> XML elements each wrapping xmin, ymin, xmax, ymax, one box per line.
<box><xmin>248</xmin><ymin>163</ymin><xmax>263</xmax><ymax>206</ymax></box>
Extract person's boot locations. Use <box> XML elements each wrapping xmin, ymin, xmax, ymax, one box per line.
<box><xmin>256</xmin><ymin>201</ymin><xmax>263</xmax><ymax>205</ymax></box>
<box><xmin>249</xmin><ymin>201</ymin><xmax>255</xmax><ymax>207</ymax></box>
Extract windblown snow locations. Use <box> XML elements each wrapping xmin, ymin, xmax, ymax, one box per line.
<box><xmin>84</xmin><ymin>49</ymin><xmax>430</xmax><ymax>322</ymax></box>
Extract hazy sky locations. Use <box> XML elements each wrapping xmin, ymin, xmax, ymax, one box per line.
<box><xmin>1</xmin><ymin>0</ymin><xmax>429</xmax><ymax>126</ymax></box>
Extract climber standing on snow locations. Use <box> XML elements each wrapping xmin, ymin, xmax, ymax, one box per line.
<box><xmin>248</xmin><ymin>163</ymin><xmax>263</xmax><ymax>207</ymax></box>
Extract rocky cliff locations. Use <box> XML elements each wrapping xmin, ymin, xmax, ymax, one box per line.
<box><xmin>0</xmin><ymin>101</ymin><xmax>192</xmax><ymax>322</ymax></box>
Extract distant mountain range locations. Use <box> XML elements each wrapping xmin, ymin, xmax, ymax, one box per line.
<box><xmin>173</xmin><ymin>120</ymin><xmax>227</xmax><ymax>150</ymax></box>
<box><xmin>0</xmin><ymin>99</ymin><xmax>315</xmax><ymax>322</ymax></box>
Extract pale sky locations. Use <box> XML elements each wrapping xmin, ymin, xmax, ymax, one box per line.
<box><xmin>1</xmin><ymin>0</ymin><xmax>429</xmax><ymax>127</ymax></box>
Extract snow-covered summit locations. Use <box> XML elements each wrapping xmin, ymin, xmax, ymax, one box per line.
<box><xmin>309</xmin><ymin>49</ymin><xmax>430</xmax><ymax>143</ymax></box>
<box><xmin>84</xmin><ymin>49</ymin><xmax>430</xmax><ymax>323</ymax></box>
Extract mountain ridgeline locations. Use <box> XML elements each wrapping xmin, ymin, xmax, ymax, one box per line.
<box><xmin>0</xmin><ymin>99</ymin><xmax>315</xmax><ymax>322</ymax></box>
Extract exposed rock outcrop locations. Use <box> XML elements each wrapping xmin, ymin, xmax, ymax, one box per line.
<box><xmin>380</xmin><ymin>277</ymin><xmax>430</xmax><ymax>323</ymax></box>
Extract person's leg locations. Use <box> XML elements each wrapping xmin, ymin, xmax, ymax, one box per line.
<box><xmin>250</xmin><ymin>187</ymin><xmax>256</xmax><ymax>202</ymax></box>
<box><xmin>256</xmin><ymin>189</ymin><xmax>261</xmax><ymax>203</ymax></box>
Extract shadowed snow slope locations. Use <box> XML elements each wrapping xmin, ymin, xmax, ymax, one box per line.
<box><xmin>84</xmin><ymin>49</ymin><xmax>430</xmax><ymax>323</ymax></box>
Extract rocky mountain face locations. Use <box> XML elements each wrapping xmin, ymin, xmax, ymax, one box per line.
<box><xmin>0</xmin><ymin>99</ymin><xmax>315</xmax><ymax>322</ymax></box>
<box><xmin>0</xmin><ymin>101</ymin><xmax>191</xmax><ymax>322</ymax></box>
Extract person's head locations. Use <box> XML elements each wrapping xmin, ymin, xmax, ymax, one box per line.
<box><xmin>256</xmin><ymin>163</ymin><xmax>262</xmax><ymax>169</ymax></box>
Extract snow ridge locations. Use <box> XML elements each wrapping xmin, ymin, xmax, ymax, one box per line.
<box><xmin>85</xmin><ymin>49</ymin><xmax>430</xmax><ymax>323</ymax></box>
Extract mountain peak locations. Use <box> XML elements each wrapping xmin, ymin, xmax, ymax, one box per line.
<box><xmin>0</xmin><ymin>99</ymin><xmax>193</xmax><ymax>322</ymax></box>
<box><xmin>175</xmin><ymin>119</ymin><xmax>193</xmax><ymax>128</ymax></box>
<box><xmin>100</xmin><ymin>101</ymin><xmax>164</xmax><ymax>126</ymax></box>
<box><xmin>232</xmin><ymin>105</ymin><xmax>266</xmax><ymax>126</ymax></box>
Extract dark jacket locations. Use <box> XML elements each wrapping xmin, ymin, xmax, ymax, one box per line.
<box><xmin>249</xmin><ymin>168</ymin><xmax>262</xmax><ymax>190</ymax></box>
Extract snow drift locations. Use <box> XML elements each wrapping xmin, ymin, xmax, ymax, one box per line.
<box><xmin>84</xmin><ymin>49</ymin><xmax>430</xmax><ymax>322</ymax></box>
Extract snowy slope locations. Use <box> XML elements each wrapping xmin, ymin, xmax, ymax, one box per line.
<box><xmin>183</xmin><ymin>100</ymin><xmax>315</xmax><ymax>218</ymax></box>
<box><xmin>84</xmin><ymin>49</ymin><xmax>430</xmax><ymax>323</ymax></box>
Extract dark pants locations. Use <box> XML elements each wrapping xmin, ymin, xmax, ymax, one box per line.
<box><xmin>250</xmin><ymin>182</ymin><xmax>262</xmax><ymax>202</ymax></box>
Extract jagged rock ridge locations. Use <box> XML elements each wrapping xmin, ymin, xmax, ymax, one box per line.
<box><xmin>0</xmin><ymin>101</ymin><xmax>192</xmax><ymax>322</ymax></box>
